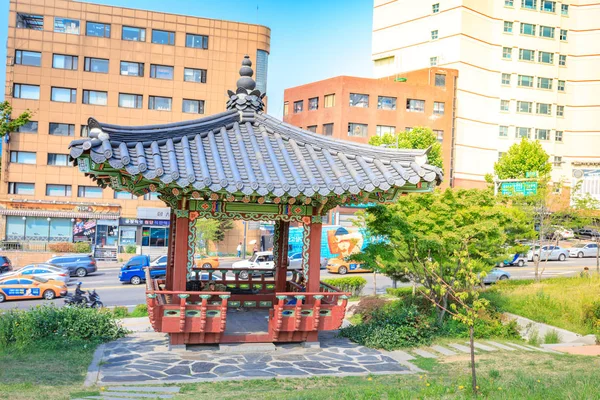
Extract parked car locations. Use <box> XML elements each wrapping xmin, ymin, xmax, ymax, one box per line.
<box><xmin>575</xmin><ymin>228</ymin><xmax>600</xmax><ymax>239</ymax></box>
<box><xmin>288</xmin><ymin>252</ymin><xmax>328</xmax><ymax>271</ymax></box>
<box><xmin>194</xmin><ymin>255</ymin><xmax>220</xmax><ymax>269</ymax></box>
<box><xmin>0</xmin><ymin>275</ymin><xmax>67</xmax><ymax>303</ymax></box>
<box><xmin>119</xmin><ymin>255</ymin><xmax>165</xmax><ymax>285</ymax></box>
<box><xmin>482</xmin><ymin>268</ymin><xmax>511</xmax><ymax>284</ymax></box>
<box><xmin>0</xmin><ymin>256</ymin><xmax>13</xmax><ymax>274</ymax></box>
<box><xmin>569</xmin><ymin>243</ymin><xmax>599</xmax><ymax>258</ymax></box>
<box><xmin>527</xmin><ymin>245</ymin><xmax>569</xmax><ymax>261</ymax></box>
<box><xmin>232</xmin><ymin>251</ymin><xmax>275</xmax><ymax>279</ymax></box>
<box><xmin>326</xmin><ymin>258</ymin><xmax>372</xmax><ymax>275</ymax></box>
<box><xmin>47</xmin><ymin>254</ymin><xmax>97</xmax><ymax>277</ymax></box>
<box><xmin>149</xmin><ymin>255</ymin><xmax>167</xmax><ymax>268</ymax></box>
<box><xmin>14</xmin><ymin>264</ymin><xmax>71</xmax><ymax>285</ymax></box>
<box><xmin>501</xmin><ymin>253</ymin><xmax>527</xmax><ymax>267</ymax></box>
<box><xmin>552</xmin><ymin>226</ymin><xmax>574</xmax><ymax>240</ymax></box>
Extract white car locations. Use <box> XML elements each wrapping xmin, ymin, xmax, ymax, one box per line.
<box><xmin>569</xmin><ymin>243</ymin><xmax>599</xmax><ymax>258</ymax></box>
<box><xmin>527</xmin><ymin>245</ymin><xmax>569</xmax><ymax>262</ymax></box>
<box><xmin>232</xmin><ymin>251</ymin><xmax>274</xmax><ymax>279</ymax></box>
<box><xmin>554</xmin><ymin>227</ymin><xmax>574</xmax><ymax>240</ymax></box>
<box><xmin>16</xmin><ymin>263</ymin><xmax>71</xmax><ymax>285</ymax></box>
<box><xmin>288</xmin><ymin>252</ymin><xmax>328</xmax><ymax>270</ymax></box>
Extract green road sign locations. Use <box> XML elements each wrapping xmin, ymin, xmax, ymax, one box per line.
<box><xmin>501</xmin><ymin>181</ymin><xmax>538</xmax><ymax>196</ymax></box>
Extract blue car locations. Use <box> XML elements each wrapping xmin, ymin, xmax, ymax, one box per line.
<box><xmin>119</xmin><ymin>255</ymin><xmax>165</xmax><ymax>285</ymax></box>
<box><xmin>47</xmin><ymin>254</ymin><xmax>97</xmax><ymax>278</ymax></box>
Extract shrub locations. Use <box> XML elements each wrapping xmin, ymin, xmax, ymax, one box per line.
<box><xmin>74</xmin><ymin>242</ymin><xmax>91</xmax><ymax>253</ymax></box>
<box><xmin>386</xmin><ymin>287</ymin><xmax>414</xmax><ymax>297</ymax></box>
<box><xmin>322</xmin><ymin>277</ymin><xmax>367</xmax><ymax>296</ymax></box>
<box><xmin>583</xmin><ymin>300</ymin><xmax>600</xmax><ymax>331</ymax></box>
<box><xmin>438</xmin><ymin>310</ymin><xmax>521</xmax><ymax>340</ymax></box>
<box><xmin>129</xmin><ymin>304</ymin><xmax>148</xmax><ymax>318</ymax></box>
<box><xmin>348</xmin><ymin>296</ymin><xmax>387</xmax><ymax>323</ymax></box>
<box><xmin>111</xmin><ymin>306</ymin><xmax>129</xmax><ymax>318</ymax></box>
<box><xmin>544</xmin><ymin>329</ymin><xmax>562</xmax><ymax>344</ymax></box>
<box><xmin>0</xmin><ymin>305</ymin><xmax>128</xmax><ymax>349</ymax></box>
<box><xmin>48</xmin><ymin>242</ymin><xmax>75</xmax><ymax>253</ymax></box>
<box><xmin>125</xmin><ymin>245</ymin><xmax>137</xmax><ymax>254</ymax></box>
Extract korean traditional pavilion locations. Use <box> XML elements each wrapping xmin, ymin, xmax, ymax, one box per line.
<box><xmin>69</xmin><ymin>56</ymin><xmax>442</xmax><ymax>346</ymax></box>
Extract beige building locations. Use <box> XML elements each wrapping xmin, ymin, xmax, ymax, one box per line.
<box><xmin>372</xmin><ymin>0</ymin><xmax>600</xmax><ymax>195</ymax></box>
<box><xmin>2</xmin><ymin>0</ymin><xmax>269</xmax><ymax>256</ymax></box>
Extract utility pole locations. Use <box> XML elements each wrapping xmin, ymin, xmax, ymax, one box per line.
<box><xmin>242</xmin><ymin>221</ymin><xmax>247</xmax><ymax>260</ymax></box>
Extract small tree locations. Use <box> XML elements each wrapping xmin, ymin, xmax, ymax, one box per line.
<box><xmin>194</xmin><ymin>218</ymin><xmax>220</xmax><ymax>253</ymax></box>
<box><xmin>492</xmin><ymin>138</ymin><xmax>552</xmax><ymax>180</ymax></box>
<box><xmin>368</xmin><ymin>127</ymin><xmax>443</xmax><ymax>169</ymax></box>
<box><xmin>571</xmin><ymin>183</ymin><xmax>600</xmax><ymax>273</ymax></box>
<box><xmin>0</xmin><ymin>101</ymin><xmax>33</xmax><ymax>138</ymax></box>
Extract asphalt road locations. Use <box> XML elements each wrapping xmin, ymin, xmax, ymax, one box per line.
<box><xmin>1</xmin><ymin>257</ymin><xmax>598</xmax><ymax>310</ymax></box>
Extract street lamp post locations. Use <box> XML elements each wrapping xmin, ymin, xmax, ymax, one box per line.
<box><xmin>46</xmin><ymin>217</ymin><xmax>52</xmax><ymax>244</ymax></box>
<box><xmin>70</xmin><ymin>218</ymin><xmax>75</xmax><ymax>243</ymax></box>
<box><xmin>22</xmin><ymin>216</ymin><xmax>27</xmax><ymax>241</ymax></box>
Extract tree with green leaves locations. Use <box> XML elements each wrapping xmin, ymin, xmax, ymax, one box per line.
<box><xmin>194</xmin><ymin>218</ymin><xmax>220</xmax><ymax>254</ymax></box>
<box><xmin>368</xmin><ymin>127</ymin><xmax>443</xmax><ymax>169</ymax></box>
<box><xmin>353</xmin><ymin>188</ymin><xmax>532</xmax><ymax>323</ymax></box>
<box><xmin>0</xmin><ymin>101</ymin><xmax>33</xmax><ymax>138</ymax></box>
<box><xmin>491</xmin><ymin>138</ymin><xmax>551</xmax><ymax>180</ymax></box>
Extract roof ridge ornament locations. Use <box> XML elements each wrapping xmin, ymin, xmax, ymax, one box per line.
<box><xmin>226</xmin><ymin>55</ymin><xmax>266</xmax><ymax>115</ymax></box>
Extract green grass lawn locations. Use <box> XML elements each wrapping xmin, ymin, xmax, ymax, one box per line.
<box><xmin>482</xmin><ymin>275</ymin><xmax>600</xmax><ymax>335</ymax></box>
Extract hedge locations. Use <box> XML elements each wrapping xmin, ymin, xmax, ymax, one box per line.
<box><xmin>322</xmin><ymin>276</ymin><xmax>367</xmax><ymax>296</ymax></box>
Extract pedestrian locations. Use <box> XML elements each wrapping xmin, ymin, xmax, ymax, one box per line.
<box><xmin>236</xmin><ymin>242</ymin><xmax>242</xmax><ymax>258</ymax></box>
<box><xmin>253</xmin><ymin>244</ymin><xmax>258</xmax><ymax>254</ymax></box>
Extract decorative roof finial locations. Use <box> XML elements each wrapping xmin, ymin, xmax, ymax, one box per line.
<box><xmin>226</xmin><ymin>55</ymin><xmax>266</xmax><ymax>113</ymax></box>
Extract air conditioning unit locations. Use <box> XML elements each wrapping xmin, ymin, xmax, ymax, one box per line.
<box><xmin>573</xmin><ymin>169</ymin><xmax>584</xmax><ymax>179</ymax></box>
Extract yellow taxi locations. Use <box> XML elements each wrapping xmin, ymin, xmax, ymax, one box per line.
<box><xmin>194</xmin><ymin>255</ymin><xmax>220</xmax><ymax>269</ymax></box>
<box><xmin>326</xmin><ymin>258</ymin><xmax>372</xmax><ymax>275</ymax></box>
<box><xmin>0</xmin><ymin>275</ymin><xmax>67</xmax><ymax>302</ymax></box>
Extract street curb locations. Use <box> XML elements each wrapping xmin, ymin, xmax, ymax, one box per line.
<box><xmin>84</xmin><ymin>343</ymin><xmax>106</xmax><ymax>387</ymax></box>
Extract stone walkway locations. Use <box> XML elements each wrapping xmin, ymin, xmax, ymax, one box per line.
<box><xmin>406</xmin><ymin>340</ymin><xmax>562</xmax><ymax>359</ymax></box>
<box><xmin>88</xmin><ymin>331</ymin><xmax>416</xmax><ymax>385</ymax></box>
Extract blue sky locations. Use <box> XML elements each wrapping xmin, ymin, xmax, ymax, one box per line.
<box><xmin>0</xmin><ymin>0</ymin><xmax>374</xmax><ymax>118</ymax></box>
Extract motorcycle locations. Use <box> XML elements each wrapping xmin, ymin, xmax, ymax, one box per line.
<box><xmin>64</xmin><ymin>287</ymin><xmax>104</xmax><ymax>308</ymax></box>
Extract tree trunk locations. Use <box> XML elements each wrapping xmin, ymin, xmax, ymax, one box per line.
<box><xmin>436</xmin><ymin>294</ymin><xmax>448</xmax><ymax>325</ymax></box>
<box><xmin>373</xmin><ymin>271</ymin><xmax>377</xmax><ymax>295</ymax></box>
<box><xmin>469</xmin><ymin>325</ymin><xmax>478</xmax><ymax>395</ymax></box>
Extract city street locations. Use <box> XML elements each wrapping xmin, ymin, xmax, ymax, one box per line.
<box><xmin>0</xmin><ymin>257</ymin><xmax>598</xmax><ymax>310</ymax></box>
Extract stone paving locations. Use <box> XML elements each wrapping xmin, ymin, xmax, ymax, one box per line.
<box><xmin>92</xmin><ymin>331</ymin><xmax>415</xmax><ymax>384</ymax></box>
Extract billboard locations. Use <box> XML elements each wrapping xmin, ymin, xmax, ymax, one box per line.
<box><xmin>288</xmin><ymin>225</ymin><xmax>371</xmax><ymax>259</ymax></box>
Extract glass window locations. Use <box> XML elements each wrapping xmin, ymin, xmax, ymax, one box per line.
<box><xmin>118</xmin><ymin>93</ymin><xmax>143</xmax><ymax>109</ymax></box>
<box><xmin>539</xmin><ymin>26</ymin><xmax>555</xmax><ymax>38</ymax></box>
<box><xmin>86</xmin><ymin>22</ymin><xmax>110</xmax><ymax>38</ymax></box>
<box><xmin>558</xmin><ymin>80</ymin><xmax>565</xmax><ymax>92</ymax></box>
<box><xmin>15</xmin><ymin>50</ymin><xmax>41</xmax><ymax>67</ymax></box>
<box><xmin>536</xmin><ymin>129</ymin><xmax>550</xmax><ymax>140</ymax></box>
<box><xmin>186</xmin><ymin>34</ymin><xmax>209</xmax><ymax>49</ymax></box>
<box><xmin>51</xmin><ymin>87</ymin><xmax>76</xmax><ymax>103</ymax></box>
<box><xmin>561</xmin><ymin>4</ymin><xmax>569</xmax><ymax>15</ymax></box>
<box><xmin>151</xmin><ymin>29</ymin><xmax>175</xmax><ymax>45</ymax></box>
<box><xmin>120</xmin><ymin>61</ymin><xmax>144</xmax><ymax>77</ymax></box>
<box><xmin>537</xmin><ymin>77</ymin><xmax>553</xmax><ymax>89</ymax></box>
<box><xmin>17</xmin><ymin>121</ymin><xmax>38</xmax><ymax>133</ymax></box>
<box><xmin>16</xmin><ymin>13</ymin><xmax>43</xmax><ymax>30</ymax></box>
<box><xmin>431</xmin><ymin>30</ymin><xmax>438</xmax><ymax>40</ymax></box>
<box><xmin>435</xmin><ymin>74</ymin><xmax>446</xmax><ymax>87</ymax></box>
<box><xmin>541</xmin><ymin>0</ymin><xmax>555</xmax><ymax>12</ymax></box>
<box><xmin>52</xmin><ymin>54</ymin><xmax>78</xmax><ymax>70</ymax></box>
<box><xmin>143</xmin><ymin>192</ymin><xmax>160</xmax><ymax>201</ymax></box>
<box><xmin>294</xmin><ymin>100</ymin><xmax>303</xmax><ymax>113</ymax></box>
<box><xmin>182</xmin><ymin>99</ymin><xmax>205</xmax><ymax>114</ymax></box>
<box><xmin>283</xmin><ymin>102</ymin><xmax>289</xmax><ymax>116</ymax></box>
<box><xmin>148</xmin><ymin>96</ymin><xmax>172</xmax><ymax>111</ymax></box>
<box><xmin>83</xmin><ymin>90</ymin><xmax>108</xmax><ymax>106</ymax></box>
<box><xmin>501</xmin><ymin>73</ymin><xmax>511</xmax><ymax>85</ymax></box>
<box><xmin>84</xmin><ymin>57</ymin><xmax>109</xmax><ymax>73</ymax></box>
<box><xmin>520</xmin><ymin>23</ymin><xmax>536</xmax><ymax>36</ymax></box>
<box><xmin>184</xmin><ymin>68</ymin><xmax>207</xmax><ymax>83</ymax></box>
<box><xmin>122</xmin><ymin>26</ymin><xmax>146</xmax><ymax>41</ymax></box>
<box><xmin>499</xmin><ymin>126</ymin><xmax>509</xmax><ymax>137</ymax></box>
<box><xmin>324</xmin><ymin>94</ymin><xmax>335</xmax><ymax>108</ymax></box>
<box><xmin>349</xmin><ymin>93</ymin><xmax>369</xmax><ymax>108</ymax></box>
<box><xmin>517</xmin><ymin>101</ymin><xmax>532</xmax><ymax>113</ymax></box>
<box><xmin>255</xmin><ymin>49</ymin><xmax>269</xmax><ymax>94</ymax></box>
<box><xmin>434</xmin><ymin>130</ymin><xmax>444</xmax><ymax>143</ymax></box>
<box><xmin>406</xmin><ymin>99</ymin><xmax>425</xmax><ymax>112</ymax></box>
<box><xmin>150</xmin><ymin>64</ymin><xmax>174</xmax><ymax>80</ymax></box>
<box><xmin>536</xmin><ymin>103</ymin><xmax>552</xmax><ymax>115</ymax></box>
<box><xmin>560</xmin><ymin>29</ymin><xmax>567</xmax><ymax>41</ymax></box>
<box><xmin>78</xmin><ymin>186</ymin><xmax>103</xmax><ymax>198</ymax></box>
<box><xmin>432</xmin><ymin>3</ymin><xmax>440</xmax><ymax>13</ymax></box>
<box><xmin>559</xmin><ymin>55</ymin><xmax>566</xmax><ymax>66</ymax></box>
<box><xmin>142</xmin><ymin>227</ymin><xmax>169</xmax><ymax>247</ymax></box>
<box><xmin>516</xmin><ymin>127</ymin><xmax>531</xmax><ymax>139</ymax></box>
<box><xmin>433</xmin><ymin>101</ymin><xmax>445</xmax><ymax>115</ymax></box>
<box><xmin>348</xmin><ymin>123</ymin><xmax>368</xmax><ymax>137</ymax></box>
<box><xmin>430</xmin><ymin>56</ymin><xmax>438</xmax><ymax>66</ymax></box>
<box><xmin>498</xmin><ymin>152</ymin><xmax>505</xmax><ymax>161</ymax></box>
<box><xmin>114</xmin><ymin>191</ymin><xmax>135</xmax><ymax>199</ymax></box>
<box><xmin>503</xmin><ymin>21</ymin><xmax>513</xmax><ymax>33</ymax></box>
<box><xmin>500</xmin><ymin>100</ymin><xmax>510</xmax><ymax>112</ymax></box>
<box><xmin>521</xmin><ymin>0</ymin><xmax>537</xmax><ymax>10</ymax></box>
<box><xmin>518</xmin><ymin>75</ymin><xmax>533</xmax><ymax>87</ymax></box>
<box><xmin>557</xmin><ymin>105</ymin><xmax>564</xmax><ymax>117</ymax></box>
<box><xmin>46</xmin><ymin>184</ymin><xmax>71</xmax><ymax>197</ymax></box>
<box><xmin>554</xmin><ymin>156</ymin><xmax>562</xmax><ymax>166</ymax></box>
<box><xmin>502</xmin><ymin>47</ymin><xmax>512</xmax><ymax>59</ymax></box>
<box><xmin>54</xmin><ymin>17</ymin><xmax>80</xmax><ymax>34</ymax></box>
<box><xmin>377</xmin><ymin>96</ymin><xmax>396</xmax><ymax>110</ymax></box>
<box><xmin>308</xmin><ymin>97</ymin><xmax>319</xmax><ymax>111</ymax></box>
<box><xmin>538</xmin><ymin>51</ymin><xmax>553</xmax><ymax>64</ymax></box>
<box><xmin>10</xmin><ymin>151</ymin><xmax>36</xmax><ymax>164</ymax></box>
<box><xmin>8</xmin><ymin>182</ymin><xmax>34</xmax><ymax>195</ymax></box>
<box><xmin>81</xmin><ymin>125</ymin><xmax>89</xmax><ymax>137</ymax></box>
<box><xmin>323</xmin><ymin>123</ymin><xmax>334</xmax><ymax>136</ymax></box>
<box><xmin>555</xmin><ymin>131</ymin><xmax>563</xmax><ymax>142</ymax></box>
<box><xmin>49</xmin><ymin>123</ymin><xmax>75</xmax><ymax>136</ymax></box>
<box><xmin>505</xmin><ymin>0</ymin><xmax>514</xmax><ymax>6</ymax></box>
<box><xmin>376</xmin><ymin>125</ymin><xmax>395</xmax><ymax>136</ymax></box>
<box><xmin>519</xmin><ymin>49</ymin><xmax>535</xmax><ymax>61</ymax></box>
<box><xmin>13</xmin><ymin>84</ymin><xmax>39</xmax><ymax>100</ymax></box>
<box><xmin>306</xmin><ymin>125</ymin><xmax>317</xmax><ymax>133</ymax></box>
<box><xmin>47</xmin><ymin>153</ymin><xmax>69</xmax><ymax>166</ymax></box>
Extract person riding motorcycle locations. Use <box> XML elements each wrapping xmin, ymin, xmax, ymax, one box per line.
<box><xmin>73</xmin><ymin>282</ymin><xmax>86</xmax><ymax>304</ymax></box>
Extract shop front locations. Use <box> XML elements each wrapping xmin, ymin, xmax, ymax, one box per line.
<box><xmin>118</xmin><ymin>218</ymin><xmax>170</xmax><ymax>254</ymax></box>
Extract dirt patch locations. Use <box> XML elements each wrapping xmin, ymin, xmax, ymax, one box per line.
<box><xmin>552</xmin><ymin>345</ymin><xmax>600</xmax><ymax>356</ymax></box>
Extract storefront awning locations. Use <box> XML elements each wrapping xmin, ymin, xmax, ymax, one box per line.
<box><xmin>0</xmin><ymin>209</ymin><xmax>120</xmax><ymax>219</ymax></box>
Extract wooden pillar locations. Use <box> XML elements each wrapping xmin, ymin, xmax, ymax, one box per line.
<box><xmin>165</xmin><ymin>211</ymin><xmax>177</xmax><ymax>291</ymax></box>
<box><xmin>274</xmin><ymin>220</ymin><xmax>290</xmax><ymax>292</ymax></box>
<box><xmin>172</xmin><ymin>209</ymin><xmax>190</xmax><ymax>292</ymax></box>
<box><xmin>307</xmin><ymin>217</ymin><xmax>322</xmax><ymax>294</ymax></box>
